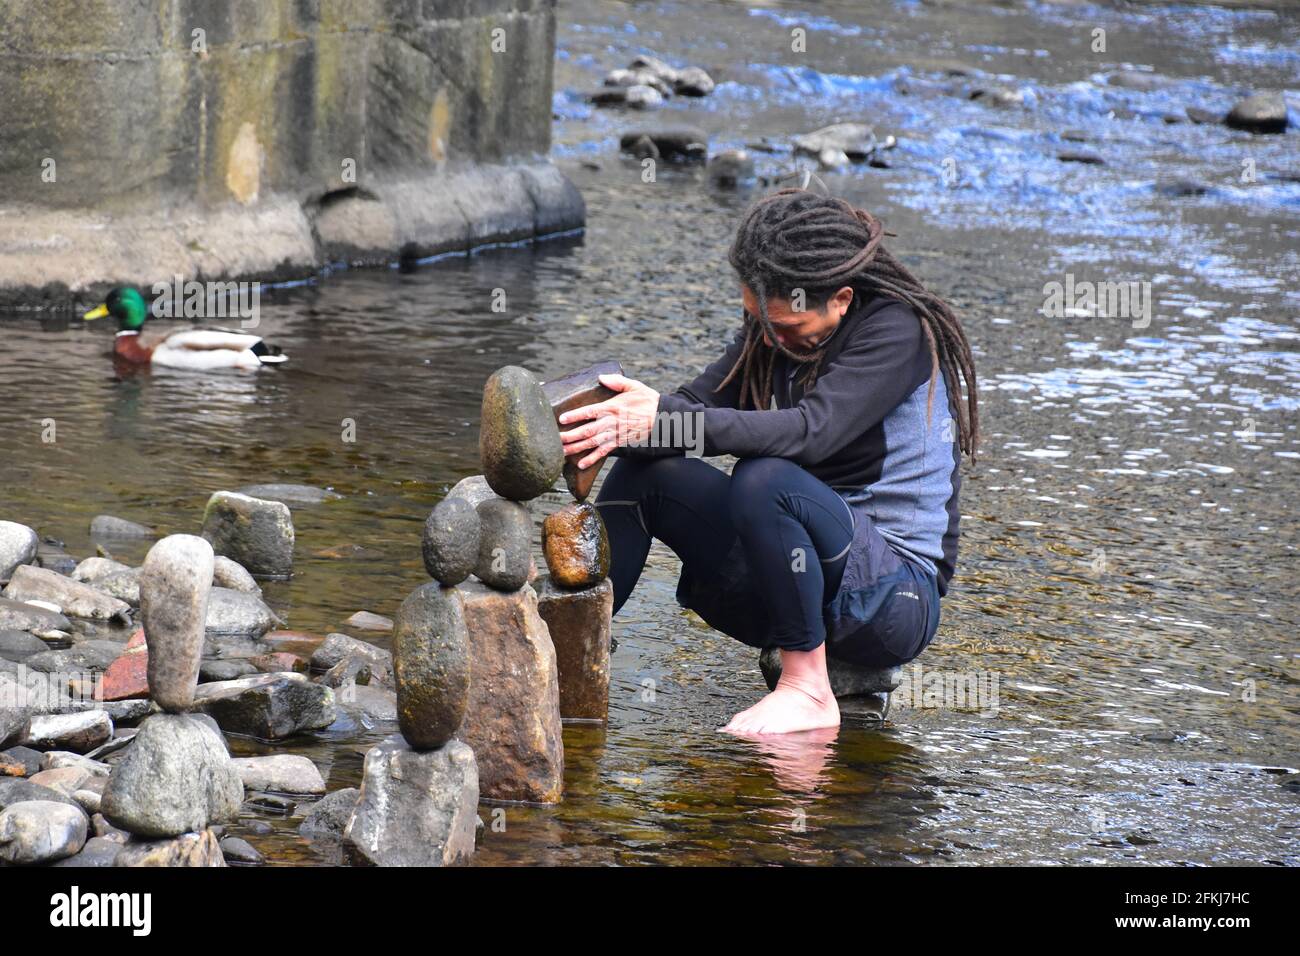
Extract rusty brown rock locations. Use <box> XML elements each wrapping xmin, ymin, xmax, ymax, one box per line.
<box><xmin>535</xmin><ymin>575</ymin><xmax>612</xmax><ymax>722</ymax></box>
<box><xmin>541</xmin><ymin>360</ymin><xmax>623</xmax><ymax>501</ymax></box>
<box><xmin>541</xmin><ymin>503</ymin><xmax>610</xmax><ymax>588</ymax></box>
<box><xmin>458</xmin><ymin>580</ymin><xmax>563</xmax><ymax>804</ymax></box>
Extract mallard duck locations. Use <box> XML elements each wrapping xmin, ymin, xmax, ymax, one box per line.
<box><xmin>83</xmin><ymin>287</ymin><xmax>288</xmax><ymax>370</ymax></box>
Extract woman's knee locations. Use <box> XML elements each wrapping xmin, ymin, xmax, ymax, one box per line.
<box><xmin>728</xmin><ymin>456</ymin><xmax>800</xmax><ymax>524</ymax></box>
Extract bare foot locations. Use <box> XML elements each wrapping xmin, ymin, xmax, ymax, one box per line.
<box><xmin>721</xmin><ymin>645</ymin><xmax>840</xmax><ymax>736</ymax></box>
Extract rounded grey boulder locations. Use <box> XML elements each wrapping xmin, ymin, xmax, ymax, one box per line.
<box><xmin>0</xmin><ymin>799</ymin><xmax>88</xmax><ymax>864</ymax></box>
<box><xmin>0</xmin><ymin>521</ymin><xmax>38</xmax><ymax>584</ymax></box>
<box><xmin>100</xmin><ymin>713</ymin><xmax>243</xmax><ymax>839</ymax></box>
<box><xmin>393</xmin><ymin>583</ymin><xmax>470</xmax><ymax>750</ymax></box>
<box><xmin>140</xmin><ymin>534</ymin><xmax>214</xmax><ymax>712</ymax></box>
<box><xmin>422</xmin><ymin>497</ymin><xmax>480</xmax><ymax>586</ymax></box>
<box><xmin>478</xmin><ymin>365</ymin><xmax>564</xmax><ymax>501</ymax></box>
<box><xmin>201</xmin><ymin>491</ymin><xmax>295</xmax><ymax>579</ymax></box>
<box><xmin>474</xmin><ymin>498</ymin><xmax>532</xmax><ymax>590</ymax></box>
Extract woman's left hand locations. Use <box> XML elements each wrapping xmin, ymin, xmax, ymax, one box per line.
<box><xmin>557</xmin><ymin>373</ymin><xmax>660</xmax><ymax>469</ymax></box>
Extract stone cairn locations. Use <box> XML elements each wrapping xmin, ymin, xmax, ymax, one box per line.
<box><xmin>395</xmin><ymin>364</ymin><xmax>619</xmax><ymax>819</ymax></box>
<box><xmin>99</xmin><ymin>534</ymin><xmax>243</xmax><ymax>866</ymax></box>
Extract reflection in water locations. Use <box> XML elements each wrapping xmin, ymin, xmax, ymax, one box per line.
<box><xmin>735</xmin><ymin>726</ymin><xmax>840</xmax><ymax>795</ymax></box>
<box><xmin>0</xmin><ymin>0</ymin><xmax>1296</xmax><ymax>865</ymax></box>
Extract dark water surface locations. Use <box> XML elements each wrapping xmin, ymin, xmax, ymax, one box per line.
<box><xmin>1</xmin><ymin>0</ymin><xmax>1297</xmax><ymax>865</ymax></box>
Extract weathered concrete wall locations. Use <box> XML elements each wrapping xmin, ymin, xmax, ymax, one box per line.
<box><xmin>0</xmin><ymin>0</ymin><xmax>584</xmax><ymax>302</ymax></box>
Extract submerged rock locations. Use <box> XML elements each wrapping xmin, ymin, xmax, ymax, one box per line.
<box><xmin>540</xmin><ymin>360</ymin><xmax>622</xmax><ymax>502</ymax></box>
<box><xmin>479</xmin><ymin>365</ymin><xmax>565</xmax><ymax>501</ymax></box>
<box><xmin>141</xmin><ymin>535</ymin><xmax>213</xmax><ymax>711</ymax></box>
<box><xmin>0</xmin><ymin>521</ymin><xmax>39</xmax><ymax>584</ymax></box>
<box><xmin>393</xmin><ymin>583</ymin><xmax>469</xmax><ymax>750</ymax></box>
<box><xmin>3</xmin><ymin>565</ymin><xmax>131</xmax><ymax>624</ymax></box>
<box><xmin>619</xmin><ymin>128</ymin><xmax>708</xmax><ymax>163</ymax></box>
<box><xmin>205</xmin><ymin>587</ymin><xmax>279</xmax><ymax>641</ymax></box>
<box><xmin>1225</xmin><ymin>91</ymin><xmax>1288</xmax><ymax>134</ymax></box>
<box><xmin>421</xmin><ymin>497</ymin><xmax>480</xmax><ymax>586</ymax></box>
<box><xmin>211</xmin><ymin>556</ymin><xmax>261</xmax><ymax>595</ymax></box>
<box><xmin>101</xmin><ymin>713</ymin><xmax>242</xmax><ymax>838</ymax></box>
<box><xmin>201</xmin><ymin>491</ymin><xmax>295</xmax><ymax>579</ymax></box>
<box><xmin>116</xmin><ymin>828</ymin><xmax>225</xmax><ymax>867</ymax></box>
<box><xmin>89</xmin><ymin>515</ymin><xmax>153</xmax><ymax>539</ymax></box>
<box><xmin>536</xmin><ymin>576</ymin><xmax>613</xmax><ymax>723</ymax></box>
<box><xmin>235</xmin><ymin>483</ymin><xmax>342</xmax><ymax>506</ymax></box>
<box><xmin>0</xmin><ymin>799</ymin><xmax>87</xmax><ymax>864</ymax></box>
<box><xmin>344</xmin><ymin>610</ymin><xmax>392</xmax><ymax>632</ymax></box>
<box><xmin>459</xmin><ymin>580</ymin><xmax>563</xmax><ymax>804</ymax></box>
<box><xmin>190</xmin><ymin>672</ymin><xmax>336</xmax><ymax>740</ymax></box>
<box><xmin>542</xmin><ymin>503</ymin><xmax>610</xmax><ymax>588</ymax></box>
<box><xmin>232</xmin><ymin>755</ymin><xmax>326</xmax><ymax>795</ymax></box>
<box><xmin>474</xmin><ymin>498</ymin><xmax>532</xmax><ymax>592</ymax></box>
<box><xmin>343</xmin><ymin>735</ymin><xmax>478</xmax><ymax>867</ymax></box>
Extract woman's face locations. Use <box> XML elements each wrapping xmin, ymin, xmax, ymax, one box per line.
<box><xmin>742</xmin><ymin>284</ymin><xmax>854</xmax><ymax>353</ymax></box>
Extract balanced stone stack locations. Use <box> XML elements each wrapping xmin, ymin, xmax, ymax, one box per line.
<box><xmin>424</xmin><ymin>365</ymin><xmax>567</xmax><ymax>805</ymax></box>
<box><xmin>537</xmin><ymin>363</ymin><xmax>618</xmax><ymax>723</ymax></box>
<box><xmin>342</xmin><ymin>580</ymin><xmax>478</xmax><ymax>866</ymax></box>
<box><xmin>100</xmin><ymin>535</ymin><xmax>243</xmax><ymax>867</ymax></box>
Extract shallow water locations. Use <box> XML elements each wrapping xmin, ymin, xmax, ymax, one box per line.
<box><xmin>1</xmin><ymin>0</ymin><xmax>1297</xmax><ymax>865</ymax></box>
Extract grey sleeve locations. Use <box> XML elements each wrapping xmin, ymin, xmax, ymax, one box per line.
<box><xmin>655</xmin><ymin>303</ymin><xmax>924</xmax><ymax>463</ymax></box>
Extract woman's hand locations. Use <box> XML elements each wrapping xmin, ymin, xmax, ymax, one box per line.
<box><xmin>557</xmin><ymin>373</ymin><xmax>660</xmax><ymax>469</ymax></box>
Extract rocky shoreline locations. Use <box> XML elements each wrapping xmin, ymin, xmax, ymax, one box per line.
<box><xmin>0</xmin><ymin>362</ymin><xmax>622</xmax><ymax>867</ymax></box>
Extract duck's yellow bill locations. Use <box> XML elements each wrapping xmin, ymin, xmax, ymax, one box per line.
<box><xmin>83</xmin><ymin>304</ymin><xmax>109</xmax><ymax>321</ymax></box>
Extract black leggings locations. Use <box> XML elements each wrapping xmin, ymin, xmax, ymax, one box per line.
<box><xmin>595</xmin><ymin>455</ymin><xmax>855</xmax><ymax>652</ymax></box>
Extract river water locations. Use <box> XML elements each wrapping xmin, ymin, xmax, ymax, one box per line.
<box><xmin>1</xmin><ymin>0</ymin><xmax>1296</xmax><ymax>865</ymax></box>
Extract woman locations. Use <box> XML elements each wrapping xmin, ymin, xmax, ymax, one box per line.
<box><xmin>557</xmin><ymin>188</ymin><xmax>979</xmax><ymax>736</ymax></box>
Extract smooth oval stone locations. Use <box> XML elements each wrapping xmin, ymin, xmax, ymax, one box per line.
<box><xmin>422</xmin><ymin>497</ymin><xmax>480</xmax><ymax>586</ymax></box>
<box><xmin>474</xmin><ymin>499</ymin><xmax>532</xmax><ymax>591</ymax></box>
<box><xmin>141</xmin><ymin>535</ymin><xmax>214</xmax><ymax>712</ymax></box>
<box><xmin>479</xmin><ymin>366</ymin><xmax>564</xmax><ymax>501</ymax></box>
<box><xmin>541</xmin><ymin>504</ymin><xmax>610</xmax><ymax>588</ymax></box>
<box><xmin>392</xmin><ymin>583</ymin><xmax>469</xmax><ymax>750</ymax></box>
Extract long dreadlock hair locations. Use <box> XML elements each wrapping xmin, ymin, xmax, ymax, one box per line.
<box><xmin>719</xmin><ymin>187</ymin><xmax>980</xmax><ymax>458</ymax></box>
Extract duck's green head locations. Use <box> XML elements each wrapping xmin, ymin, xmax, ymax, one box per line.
<box><xmin>84</xmin><ymin>287</ymin><xmax>148</xmax><ymax>331</ymax></box>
